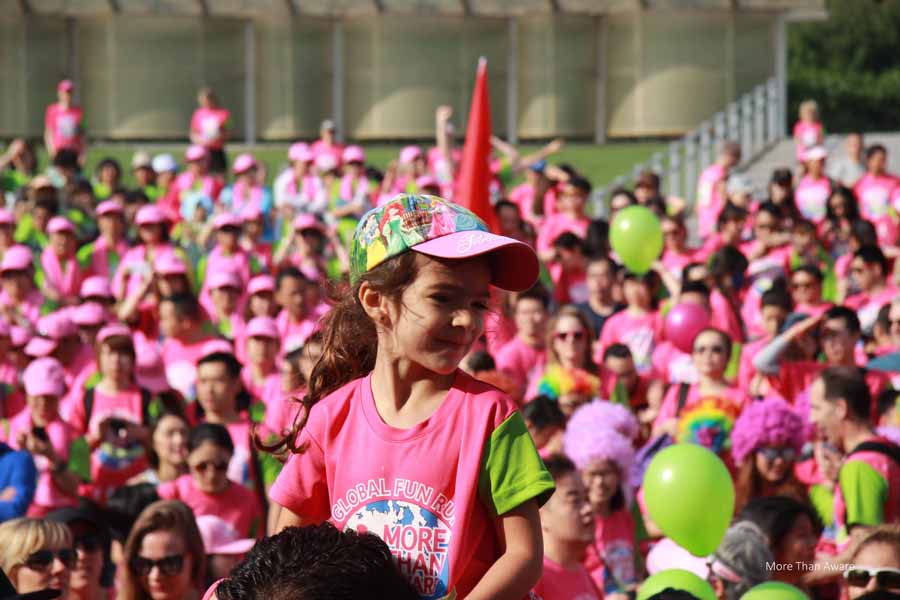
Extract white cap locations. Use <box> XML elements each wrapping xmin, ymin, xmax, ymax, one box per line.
<box><xmin>152</xmin><ymin>153</ymin><xmax>178</xmax><ymax>174</ymax></box>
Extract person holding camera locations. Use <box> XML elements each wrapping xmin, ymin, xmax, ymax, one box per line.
<box><xmin>0</xmin><ymin>358</ymin><xmax>79</xmax><ymax>517</ymax></box>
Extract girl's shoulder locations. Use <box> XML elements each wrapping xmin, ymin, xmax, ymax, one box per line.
<box><xmin>452</xmin><ymin>370</ymin><xmax>520</xmax><ymax>422</ymax></box>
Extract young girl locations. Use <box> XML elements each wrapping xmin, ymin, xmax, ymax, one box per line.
<box><xmin>40</xmin><ymin>216</ymin><xmax>85</xmax><ymax>309</ymax></box>
<box><xmin>273</xmin><ymin>143</ymin><xmax>319</xmax><ymax>218</ymax></box>
<box><xmin>273</xmin><ymin>214</ymin><xmax>329</xmax><ymax>280</ymax></box>
<box><xmin>268</xmin><ymin>195</ymin><xmax>553</xmax><ymax>599</ymax></box>
<box><xmin>793</xmin><ymin>100</ymin><xmax>824</xmax><ymax>162</ymax></box>
<box><xmin>130</xmin><ymin>410</ymin><xmax>189</xmax><ymax>486</ymax></box>
<box><xmin>795</xmin><ymin>147</ymin><xmax>832</xmax><ymax>224</ymax></box>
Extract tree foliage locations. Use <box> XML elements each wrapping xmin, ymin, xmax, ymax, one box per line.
<box><xmin>789</xmin><ymin>0</ymin><xmax>900</xmax><ymax>132</ymax></box>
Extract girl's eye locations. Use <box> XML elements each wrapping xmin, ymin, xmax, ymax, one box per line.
<box><xmin>431</xmin><ymin>295</ymin><xmax>450</xmax><ymax>304</ymax></box>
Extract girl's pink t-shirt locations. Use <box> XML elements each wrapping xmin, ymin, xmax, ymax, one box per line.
<box><xmin>795</xmin><ymin>175</ymin><xmax>832</xmax><ymax>224</ymax></box>
<box><xmin>854</xmin><ymin>173</ymin><xmax>898</xmax><ymax>221</ymax></box>
<box><xmin>793</xmin><ymin>121</ymin><xmax>823</xmax><ymax>160</ymax></box>
<box><xmin>269</xmin><ymin>371</ymin><xmax>554</xmax><ymax>600</ymax></box>
<box><xmin>597</xmin><ymin>311</ymin><xmax>659</xmax><ymax>375</ymax></box>
<box><xmin>262</xmin><ymin>388</ymin><xmax>303</xmax><ymax>439</ymax></box>
<box><xmin>1</xmin><ymin>408</ymin><xmax>78</xmax><ymax>512</ymax></box>
<box><xmin>696</xmin><ymin>163</ymin><xmax>726</xmax><ymax>238</ymax></box>
<box><xmin>191</xmin><ymin>107</ymin><xmax>230</xmax><ymax>150</ymax></box>
<box><xmin>653</xmin><ymin>383</ymin><xmax>748</xmax><ymax>430</ymax></box>
<box><xmin>583</xmin><ymin>508</ymin><xmax>637</xmax><ymax>591</ymax></box>
<box><xmin>158</xmin><ymin>474</ymin><xmax>261</xmax><ymax>537</ymax></box>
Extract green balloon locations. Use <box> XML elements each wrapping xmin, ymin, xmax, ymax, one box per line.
<box><xmin>610</xmin><ymin>205</ymin><xmax>663</xmax><ymax>274</ymax></box>
<box><xmin>643</xmin><ymin>443</ymin><xmax>735</xmax><ymax>556</ymax></box>
<box><xmin>740</xmin><ymin>581</ymin><xmax>810</xmax><ymax>600</ymax></box>
<box><xmin>637</xmin><ymin>569</ymin><xmax>717</xmax><ymax>600</ymax></box>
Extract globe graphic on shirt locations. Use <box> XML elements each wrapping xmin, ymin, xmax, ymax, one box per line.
<box><xmin>345</xmin><ymin>499</ymin><xmax>451</xmax><ymax>600</ymax></box>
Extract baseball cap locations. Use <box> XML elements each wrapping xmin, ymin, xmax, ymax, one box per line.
<box><xmin>81</xmin><ymin>276</ymin><xmax>113</xmax><ymax>300</ymax></box>
<box><xmin>726</xmin><ymin>174</ymin><xmax>754</xmax><ymax>195</ymax></box>
<box><xmin>57</xmin><ymin>79</ymin><xmax>74</xmax><ymax>93</ymax></box>
<box><xmin>131</xmin><ymin>151</ymin><xmax>153</xmax><ymax>170</ymax></box>
<box><xmin>196</xmin><ymin>515</ymin><xmax>256</xmax><ymax>556</ymax></box>
<box><xmin>25</xmin><ymin>312</ymin><xmax>78</xmax><ymax>357</ymax></box>
<box><xmin>399</xmin><ymin>145</ymin><xmax>423</xmax><ymax>165</ymax></box>
<box><xmin>245</xmin><ymin>316</ymin><xmax>278</xmax><ymax>340</ymax></box>
<box><xmin>207</xmin><ymin>270</ymin><xmax>241</xmax><ymax>290</ymax></box>
<box><xmin>529</xmin><ymin>160</ymin><xmax>547</xmax><ymax>174</ymax></box>
<box><xmin>47</xmin><ymin>216</ymin><xmax>75</xmax><ymax>235</ymax></box>
<box><xmin>804</xmin><ymin>146</ymin><xmax>828</xmax><ymax>162</ymax></box>
<box><xmin>198</xmin><ymin>339</ymin><xmax>235</xmax><ymax>363</ymax></box>
<box><xmin>214</xmin><ymin>213</ymin><xmax>243</xmax><ymax>230</ymax></box>
<box><xmin>96</xmin><ymin>323</ymin><xmax>133</xmax><ymax>345</ymax></box>
<box><xmin>96</xmin><ymin>200</ymin><xmax>124</xmax><ymax>217</ymax></box>
<box><xmin>292</xmin><ymin>213</ymin><xmax>324</xmax><ymax>233</ymax></box>
<box><xmin>351</xmin><ymin>194</ymin><xmax>539</xmax><ymax>292</ymax></box>
<box><xmin>152</xmin><ymin>153</ymin><xmax>178</xmax><ymax>174</ymax></box>
<box><xmin>416</xmin><ymin>175</ymin><xmax>439</xmax><ymax>190</ymax></box>
<box><xmin>232</xmin><ymin>153</ymin><xmax>257</xmax><ymax>174</ymax></box>
<box><xmin>342</xmin><ymin>145</ymin><xmax>365</xmax><ymax>164</ymax></box>
<box><xmin>23</xmin><ymin>357</ymin><xmax>66</xmax><ymax>397</ymax></box>
<box><xmin>185</xmin><ymin>145</ymin><xmax>208</xmax><ymax>162</ymax></box>
<box><xmin>135</xmin><ymin>205</ymin><xmax>167</xmax><ymax>226</ymax></box>
<box><xmin>0</xmin><ymin>245</ymin><xmax>33</xmax><ymax>272</ymax></box>
<box><xmin>247</xmin><ymin>275</ymin><xmax>275</xmax><ymax>296</ymax></box>
<box><xmin>154</xmin><ymin>253</ymin><xmax>188</xmax><ymax>276</ymax></box>
<box><xmin>240</xmin><ymin>204</ymin><xmax>263</xmax><ymax>223</ymax></box>
<box><xmin>288</xmin><ymin>142</ymin><xmax>314</xmax><ymax>163</ymax></box>
<box><xmin>71</xmin><ymin>302</ymin><xmax>107</xmax><ymax>327</ymax></box>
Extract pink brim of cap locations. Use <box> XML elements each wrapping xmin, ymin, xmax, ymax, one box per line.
<box><xmin>25</xmin><ymin>337</ymin><xmax>59</xmax><ymax>358</ymax></box>
<box><xmin>208</xmin><ymin>537</ymin><xmax>257</xmax><ymax>555</ymax></box>
<box><xmin>412</xmin><ymin>231</ymin><xmax>539</xmax><ymax>292</ymax></box>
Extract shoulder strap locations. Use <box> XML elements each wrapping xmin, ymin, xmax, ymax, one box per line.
<box><xmin>83</xmin><ymin>387</ymin><xmax>95</xmax><ymax>428</ymax></box>
<box><xmin>139</xmin><ymin>388</ymin><xmax>155</xmax><ymax>424</ymax></box>
<box><xmin>848</xmin><ymin>440</ymin><xmax>900</xmax><ymax>467</ymax></box>
<box><xmin>676</xmin><ymin>382</ymin><xmax>691</xmax><ymax>417</ymax></box>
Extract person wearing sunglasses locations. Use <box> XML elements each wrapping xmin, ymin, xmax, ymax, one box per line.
<box><xmin>540</xmin><ymin>305</ymin><xmax>597</xmax><ymax>388</ymax></box>
<box><xmin>0</xmin><ymin>517</ymin><xmax>74</xmax><ymax>599</ymax></box>
<box><xmin>157</xmin><ymin>424</ymin><xmax>260</xmax><ymax>539</ymax></box>
<box><xmin>120</xmin><ymin>500</ymin><xmax>205</xmax><ymax>600</ymax></box>
<box><xmin>730</xmin><ymin>397</ymin><xmax>807</xmax><ymax>514</ymax></box>
<box><xmin>789</xmin><ymin>264</ymin><xmax>832</xmax><ymax>318</ymax></box>
<box><xmin>844</xmin><ymin>525</ymin><xmax>900</xmax><ymax>599</ymax></box>
<box><xmin>47</xmin><ymin>503</ymin><xmax>111</xmax><ymax>600</ymax></box>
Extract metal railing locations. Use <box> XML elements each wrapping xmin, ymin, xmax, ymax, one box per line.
<box><xmin>592</xmin><ymin>77</ymin><xmax>785</xmax><ymax>217</ymax></box>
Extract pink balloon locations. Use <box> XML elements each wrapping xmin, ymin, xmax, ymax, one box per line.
<box><xmin>664</xmin><ymin>303</ymin><xmax>711</xmax><ymax>354</ymax></box>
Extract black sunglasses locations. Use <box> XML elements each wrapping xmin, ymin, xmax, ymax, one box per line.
<box><xmin>844</xmin><ymin>567</ymin><xmax>900</xmax><ymax>589</ymax></box>
<box><xmin>23</xmin><ymin>548</ymin><xmax>76</xmax><ymax>571</ymax></box>
<box><xmin>130</xmin><ymin>554</ymin><xmax>185</xmax><ymax>577</ymax></box>
<box><xmin>192</xmin><ymin>460</ymin><xmax>228</xmax><ymax>474</ymax></box>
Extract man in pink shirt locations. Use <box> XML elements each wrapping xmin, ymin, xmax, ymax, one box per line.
<box><xmin>536</xmin><ymin>176</ymin><xmax>592</xmax><ymax>263</ymax></box>
<box><xmin>696</xmin><ymin>141</ymin><xmax>741</xmax><ymax>239</ymax></box>
<box><xmin>44</xmin><ymin>79</ymin><xmax>85</xmax><ymax>163</ymax></box>
<box><xmin>531</xmin><ymin>454</ymin><xmax>605</xmax><ymax>600</ymax></box>
<box><xmin>190</xmin><ymin>87</ymin><xmax>231</xmax><ymax>174</ymax></box>
<box><xmin>495</xmin><ymin>285</ymin><xmax>549</xmax><ymax>396</ymax></box>
<box><xmin>310</xmin><ymin>119</ymin><xmax>344</xmax><ymax>167</ymax></box>
<box><xmin>845</xmin><ymin>245</ymin><xmax>898</xmax><ymax>335</ymax></box>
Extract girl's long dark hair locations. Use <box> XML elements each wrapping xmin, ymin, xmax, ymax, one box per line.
<box><xmin>258</xmin><ymin>252</ymin><xmax>420</xmax><ymax>455</ymax></box>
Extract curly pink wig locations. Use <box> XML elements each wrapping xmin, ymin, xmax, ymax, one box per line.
<box><xmin>731</xmin><ymin>397</ymin><xmax>805</xmax><ymax>466</ymax></box>
<box><xmin>563</xmin><ymin>402</ymin><xmax>636</xmax><ymax>480</ymax></box>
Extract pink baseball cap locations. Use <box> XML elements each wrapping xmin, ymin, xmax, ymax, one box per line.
<box><xmin>232</xmin><ymin>153</ymin><xmax>257</xmax><ymax>174</ymax></box>
<box><xmin>240</xmin><ymin>204</ymin><xmax>263</xmax><ymax>222</ymax></box>
<box><xmin>80</xmin><ymin>276</ymin><xmax>113</xmax><ymax>300</ymax></box>
<box><xmin>23</xmin><ymin>357</ymin><xmax>66</xmax><ymax>397</ymax></box>
<box><xmin>199</xmin><ymin>339</ymin><xmax>235</xmax><ymax>362</ymax></box>
<box><xmin>292</xmin><ymin>213</ymin><xmax>323</xmax><ymax>232</ymax></box>
<box><xmin>288</xmin><ymin>142</ymin><xmax>314</xmax><ymax>163</ymax></box>
<box><xmin>804</xmin><ymin>146</ymin><xmax>827</xmax><ymax>162</ymax></box>
<box><xmin>185</xmin><ymin>145</ymin><xmax>208</xmax><ymax>162</ymax></box>
<box><xmin>314</xmin><ymin>153</ymin><xmax>338</xmax><ymax>173</ymax></box>
<box><xmin>154</xmin><ymin>253</ymin><xmax>188</xmax><ymax>276</ymax></box>
<box><xmin>135</xmin><ymin>205</ymin><xmax>167</xmax><ymax>225</ymax></box>
<box><xmin>196</xmin><ymin>515</ymin><xmax>256</xmax><ymax>556</ymax></box>
<box><xmin>0</xmin><ymin>245</ymin><xmax>33</xmax><ymax>272</ymax></box>
<box><xmin>247</xmin><ymin>275</ymin><xmax>275</xmax><ymax>296</ymax></box>
<box><xmin>399</xmin><ymin>145</ymin><xmax>423</xmax><ymax>164</ymax></box>
<box><xmin>214</xmin><ymin>213</ymin><xmax>243</xmax><ymax>230</ymax></box>
<box><xmin>207</xmin><ymin>270</ymin><xmax>241</xmax><ymax>290</ymax></box>
<box><xmin>135</xmin><ymin>344</ymin><xmax>171</xmax><ymax>394</ymax></box>
<box><xmin>96</xmin><ymin>200</ymin><xmax>124</xmax><ymax>217</ymax></box>
<box><xmin>71</xmin><ymin>302</ymin><xmax>107</xmax><ymax>327</ymax></box>
<box><xmin>47</xmin><ymin>216</ymin><xmax>75</xmax><ymax>235</ymax></box>
<box><xmin>36</xmin><ymin>312</ymin><xmax>78</xmax><ymax>343</ymax></box>
<box><xmin>10</xmin><ymin>326</ymin><xmax>31</xmax><ymax>348</ymax></box>
<box><xmin>57</xmin><ymin>79</ymin><xmax>74</xmax><ymax>93</ymax></box>
<box><xmin>342</xmin><ymin>145</ymin><xmax>365</xmax><ymax>164</ymax></box>
<box><xmin>0</xmin><ymin>209</ymin><xmax>14</xmax><ymax>226</ymax></box>
<box><xmin>245</xmin><ymin>316</ymin><xmax>278</xmax><ymax>340</ymax></box>
<box><xmin>96</xmin><ymin>323</ymin><xmax>133</xmax><ymax>345</ymax></box>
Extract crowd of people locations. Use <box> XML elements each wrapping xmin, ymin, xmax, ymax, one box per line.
<box><xmin>0</xmin><ymin>81</ymin><xmax>898</xmax><ymax>600</ymax></box>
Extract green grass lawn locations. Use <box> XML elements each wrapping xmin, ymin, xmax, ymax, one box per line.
<box><xmin>35</xmin><ymin>140</ymin><xmax>665</xmax><ymax>190</ymax></box>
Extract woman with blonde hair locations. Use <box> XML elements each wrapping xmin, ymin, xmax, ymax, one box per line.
<box><xmin>119</xmin><ymin>501</ymin><xmax>205</xmax><ymax>600</ymax></box>
<box><xmin>0</xmin><ymin>517</ymin><xmax>74</xmax><ymax>598</ymax></box>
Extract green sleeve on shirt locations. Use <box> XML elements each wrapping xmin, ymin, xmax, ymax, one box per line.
<box><xmin>68</xmin><ymin>437</ymin><xmax>91</xmax><ymax>482</ymax></box>
<box><xmin>478</xmin><ymin>412</ymin><xmax>555</xmax><ymax>517</ymax></box>
<box><xmin>839</xmin><ymin>459</ymin><xmax>888</xmax><ymax>527</ymax></box>
<box><xmin>809</xmin><ymin>483</ymin><xmax>835</xmax><ymax>528</ymax></box>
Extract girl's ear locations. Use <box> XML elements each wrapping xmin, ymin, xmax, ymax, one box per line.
<box><xmin>358</xmin><ymin>281</ymin><xmax>388</xmax><ymax>326</ymax></box>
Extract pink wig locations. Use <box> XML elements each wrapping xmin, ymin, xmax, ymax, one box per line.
<box><xmin>731</xmin><ymin>397</ymin><xmax>805</xmax><ymax>466</ymax></box>
<box><xmin>563</xmin><ymin>402</ymin><xmax>636</xmax><ymax>482</ymax></box>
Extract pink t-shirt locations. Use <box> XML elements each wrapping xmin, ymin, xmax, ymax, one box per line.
<box><xmin>597</xmin><ymin>311</ymin><xmax>659</xmax><ymax>375</ymax></box>
<box><xmin>584</xmin><ymin>508</ymin><xmax>637</xmax><ymax>591</ymax></box>
<box><xmin>113</xmin><ymin>244</ymin><xmax>177</xmax><ymax>300</ymax></box>
<box><xmin>191</xmin><ymin>107</ymin><xmax>230</xmax><ymax>150</ymax></box>
<box><xmin>89</xmin><ymin>238</ymin><xmax>129</xmax><ymax>281</ymax></box>
<box><xmin>494</xmin><ymin>337</ymin><xmax>546</xmax><ymax>394</ymax></box>
<box><xmin>1</xmin><ymin>409</ymin><xmax>78</xmax><ymax>513</ymax></box>
<box><xmin>738</xmin><ymin>336</ymin><xmax>770</xmax><ymax>391</ymax></box>
<box><xmin>158</xmin><ymin>474</ymin><xmax>261</xmax><ymax>537</ymax></box>
<box><xmin>532</xmin><ymin>556</ymin><xmax>601</xmax><ymax>600</ymax></box>
<box><xmin>795</xmin><ymin>175</ymin><xmax>832</xmax><ymax>224</ymax></box>
<box><xmin>536</xmin><ymin>214</ymin><xmax>590</xmax><ymax>255</ymax></box>
<box><xmin>269</xmin><ymin>371</ymin><xmax>554</xmax><ymax>600</ymax></box>
<box><xmin>276</xmin><ymin>310</ymin><xmax>318</xmax><ymax>356</ymax></box>
<box><xmin>854</xmin><ymin>173</ymin><xmax>899</xmax><ymax>221</ymax></box>
<box><xmin>161</xmin><ymin>336</ymin><xmax>214</xmax><ymax>402</ymax></box>
<box><xmin>241</xmin><ymin>367</ymin><xmax>280</xmax><ymax>406</ymax></box>
<box><xmin>660</xmin><ymin>248</ymin><xmax>698</xmax><ymax>280</ymax></box>
<box><xmin>45</xmin><ymin>103</ymin><xmax>84</xmax><ymax>152</ymax></box>
<box><xmin>845</xmin><ymin>285</ymin><xmax>899</xmax><ymax>334</ymax></box>
<box><xmin>262</xmin><ymin>388</ymin><xmax>303</xmax><ymax>439</ymax></box>
<box><xmin>793</xmin><ymin>121</ymin><xmax>823</xmax><ymax>160</ymax></box>
<box><xmin>651</xmin><ymin>341</ymin><xmax>697</xmax><ymax>385</ymax></box>
<box><xmin>653</xmin><ymin>383</ymin><xmax>748</xmax><ymax>430</ymax></box>
<box><xmin>696</xmin><ymin>163</ymin><xmax>727</xmax><ymax>238</ymax></box>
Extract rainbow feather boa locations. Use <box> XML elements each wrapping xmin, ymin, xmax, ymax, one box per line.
<box><xmin>677</xmin><ymin>396</ymin><xmax>740</xmax><ymax>454</ymax></box>
<box><xmin>537</xmin><ymin>364</ymin><xmax>599</xmax><ymax>401</ymax></box>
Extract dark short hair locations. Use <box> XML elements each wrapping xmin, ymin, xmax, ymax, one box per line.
<box><xmin>104</xmin><ymin>483</ymin><xmax>161</xmax><ymax>543</ymax></box>
<box><xmin>215</xmin><ymin>523</ymin><xmax>419</xmax><ymax>600</ymax></box>
<box><xmin>855</xmin><ymin>244</ymin><xmax>889</xmax><ymax>276</ymax></box>
<box><xmin>866</xmin><ymin>144</ymin><xmax>887</xmax><ymax>161</ymax></box>
<box><xmin>188</xmin><ymin>422</ymin><xmax>235</xmax><ymax>455</ymax></box>
<box><xmin>160</xmin><ymin>293</ymin><xmax>203</xmax><ymax>322</ymax></box>
<box><xmin>738</xmin><ymin>495</ymin><xmax>823</xmax><ymax>555</ymax></box>
<box><xmin>761</xmin><ymin>287</ymin><xmax>793</xmax><ymax>312</ymax></box>
<box><xmin>824</xmin><ymin>305</ymin><xmax>861</xmax><ymax>335</ymax></box>
<box><xmin>542</xmin><ymin>454</ymin><xmax>577</xmax><ymax>482</ymax></box>
<box><xmin>276</xmin><ymin>266</ymin><xmax>308</xmax><ymax>289</ymax></box>
<box><xmin>493</xmin><ymin>199</ymin><xmax>519</xmax><ymax>215</ymax></box>
<box><xmin>553</xmin><ymin>231</ymin><xmax>585</xmax><ymax>252</ymax></box>
<box><xmin>792</xmin><ymin>263</ymin><xmax>824</xmax><ymax>283</ymax></box>
<box><xmin>568</xmin><ymin>176</ymin><xmax>592</xmax><ymax>196</ymax></box>
<box><xmin>521</xmin><ymin>395</ymin><xmax>565</xmax><ymax>431</ymax></box>
<box><xmin>516</xmin><ymin>283</ymin><xmax>550</xmax><ymax>310</ymax></box>
<box><xmin>603</xmin><ymin>343</ymin><xmax>633</xmax><ymax>362</ymax></box>
<box><xmin>680</xmin><ymin>280</ymin><xmax>710</xmax><ymax>298</ymax></box>
<box><xmin>717</xmin><ymin>203</ymin><xmax>749</xmax><ymax>229</ymax></box>
<box><xmin>819</xmin><ymin>366</ymin><xmax>872</xmax><ymax>420</ymax></box>
<box><xmin>197</xmin><ymin>351</ymin><xmax>243</xmax><ymax>379</ymax></box>
<box><xmin>875</xmin><ymin>388</ymin><xmax>899</xmax><ymax>420</ymax></box>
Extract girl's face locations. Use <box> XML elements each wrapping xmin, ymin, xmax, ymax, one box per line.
<box><xmin>138</xmin><ymin>224</ymin><xmax>163</xmax><ymax>245</ymax></box>
<box><xmin>211</xmin><ymin>287</ymin><xmax>239</xmax><ymax>315</ymax></box>
<box><xmin>829</xmin><ymin>193</ymin><xmax>848</xmax><ymax>218</ymax></box>
<box><xmin>188</xmin><ymin>441</ymin><xmax>231</xmax><ymax>494</ymax></box>
<box><xmin>246</xmin><ymin>336</ymin><xmax>278</xmax><ymax>367</ymax></box>
<box><xmin>692</xmin><ymin>331</ymin><xmax>728</xmax><ymax>378</ymax></box>
<box><xmin>769</xmin><ymin>182</ymin><xmax>789</xmax><ymax>203</ymax></box>
<box><xmin>754</xmin><ymin>445</ymin><xmax>796</xmax><ymax>483</ymax></box>
<box><xmin>776</xmin><ymin>514</ymin><xmax>817</xmax><ymax>571</ymax></box>
<box><xmin>622</xmin><ymin>278</ymin><xmax>651</xmax><ymax>309</ymax></box>
<box><xmin>100</xmin><ymin>165</ymin><xmax>119</xmax><ymax>185</ymax></box>
<box><xmin>868</xmin><ymin>151</ymin><xmax>886</xmax><ymax>174</ymax></box>
<box><xmin>13</xmin><ymin>543</ymin><xmax>73</xmax><ymax>596</ymax></box>
<box><xmin>99</xmin><ymin>215</ymin><xmax>125</xmax><ymax>239</ymax></box>
<box><xmin>153</xmin><ymin>414</ymin><xmax>188</xmax><ymax>469</ymax></box>
<box><xmin>380</xmin><ymin>255</ymin><xmax>491</xmax><ymax>376</ymax></box>
<box><xmin>135</xmin><ymin>530</ymin><xmax>194</xmax><ymax>600</ymax></box>
<box><xmin>249</xmin><ymin>292</ymin><xmax>276</xmax><ymax>318</ymax></box>
<box><xmin>582</xmin><ymin>459</ymin><xmax>621</xmax><ymax>509</ymax></box>
<box><xmin>216</xmin><ymin>229</ymin><xmax>240</xmax><ymax>252</ymax></box>
<box><xmin>50</xmin><ymin>232</ymin><xmax>75</xmax><ymax>257</ymax></box>
<box><xmin>28</xmin><ymin>394</ymin><xmax>60</xmax><ymax>426</ymax></box>
<box><xmin>99</xmin><ymin>344</ymin><xmax>134</xmax><ymax>383</ymax></box>
<box><xmin>552</xmin><ymin>315</ymin><xmax>589</xmax><ymax>370</ymax></box>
